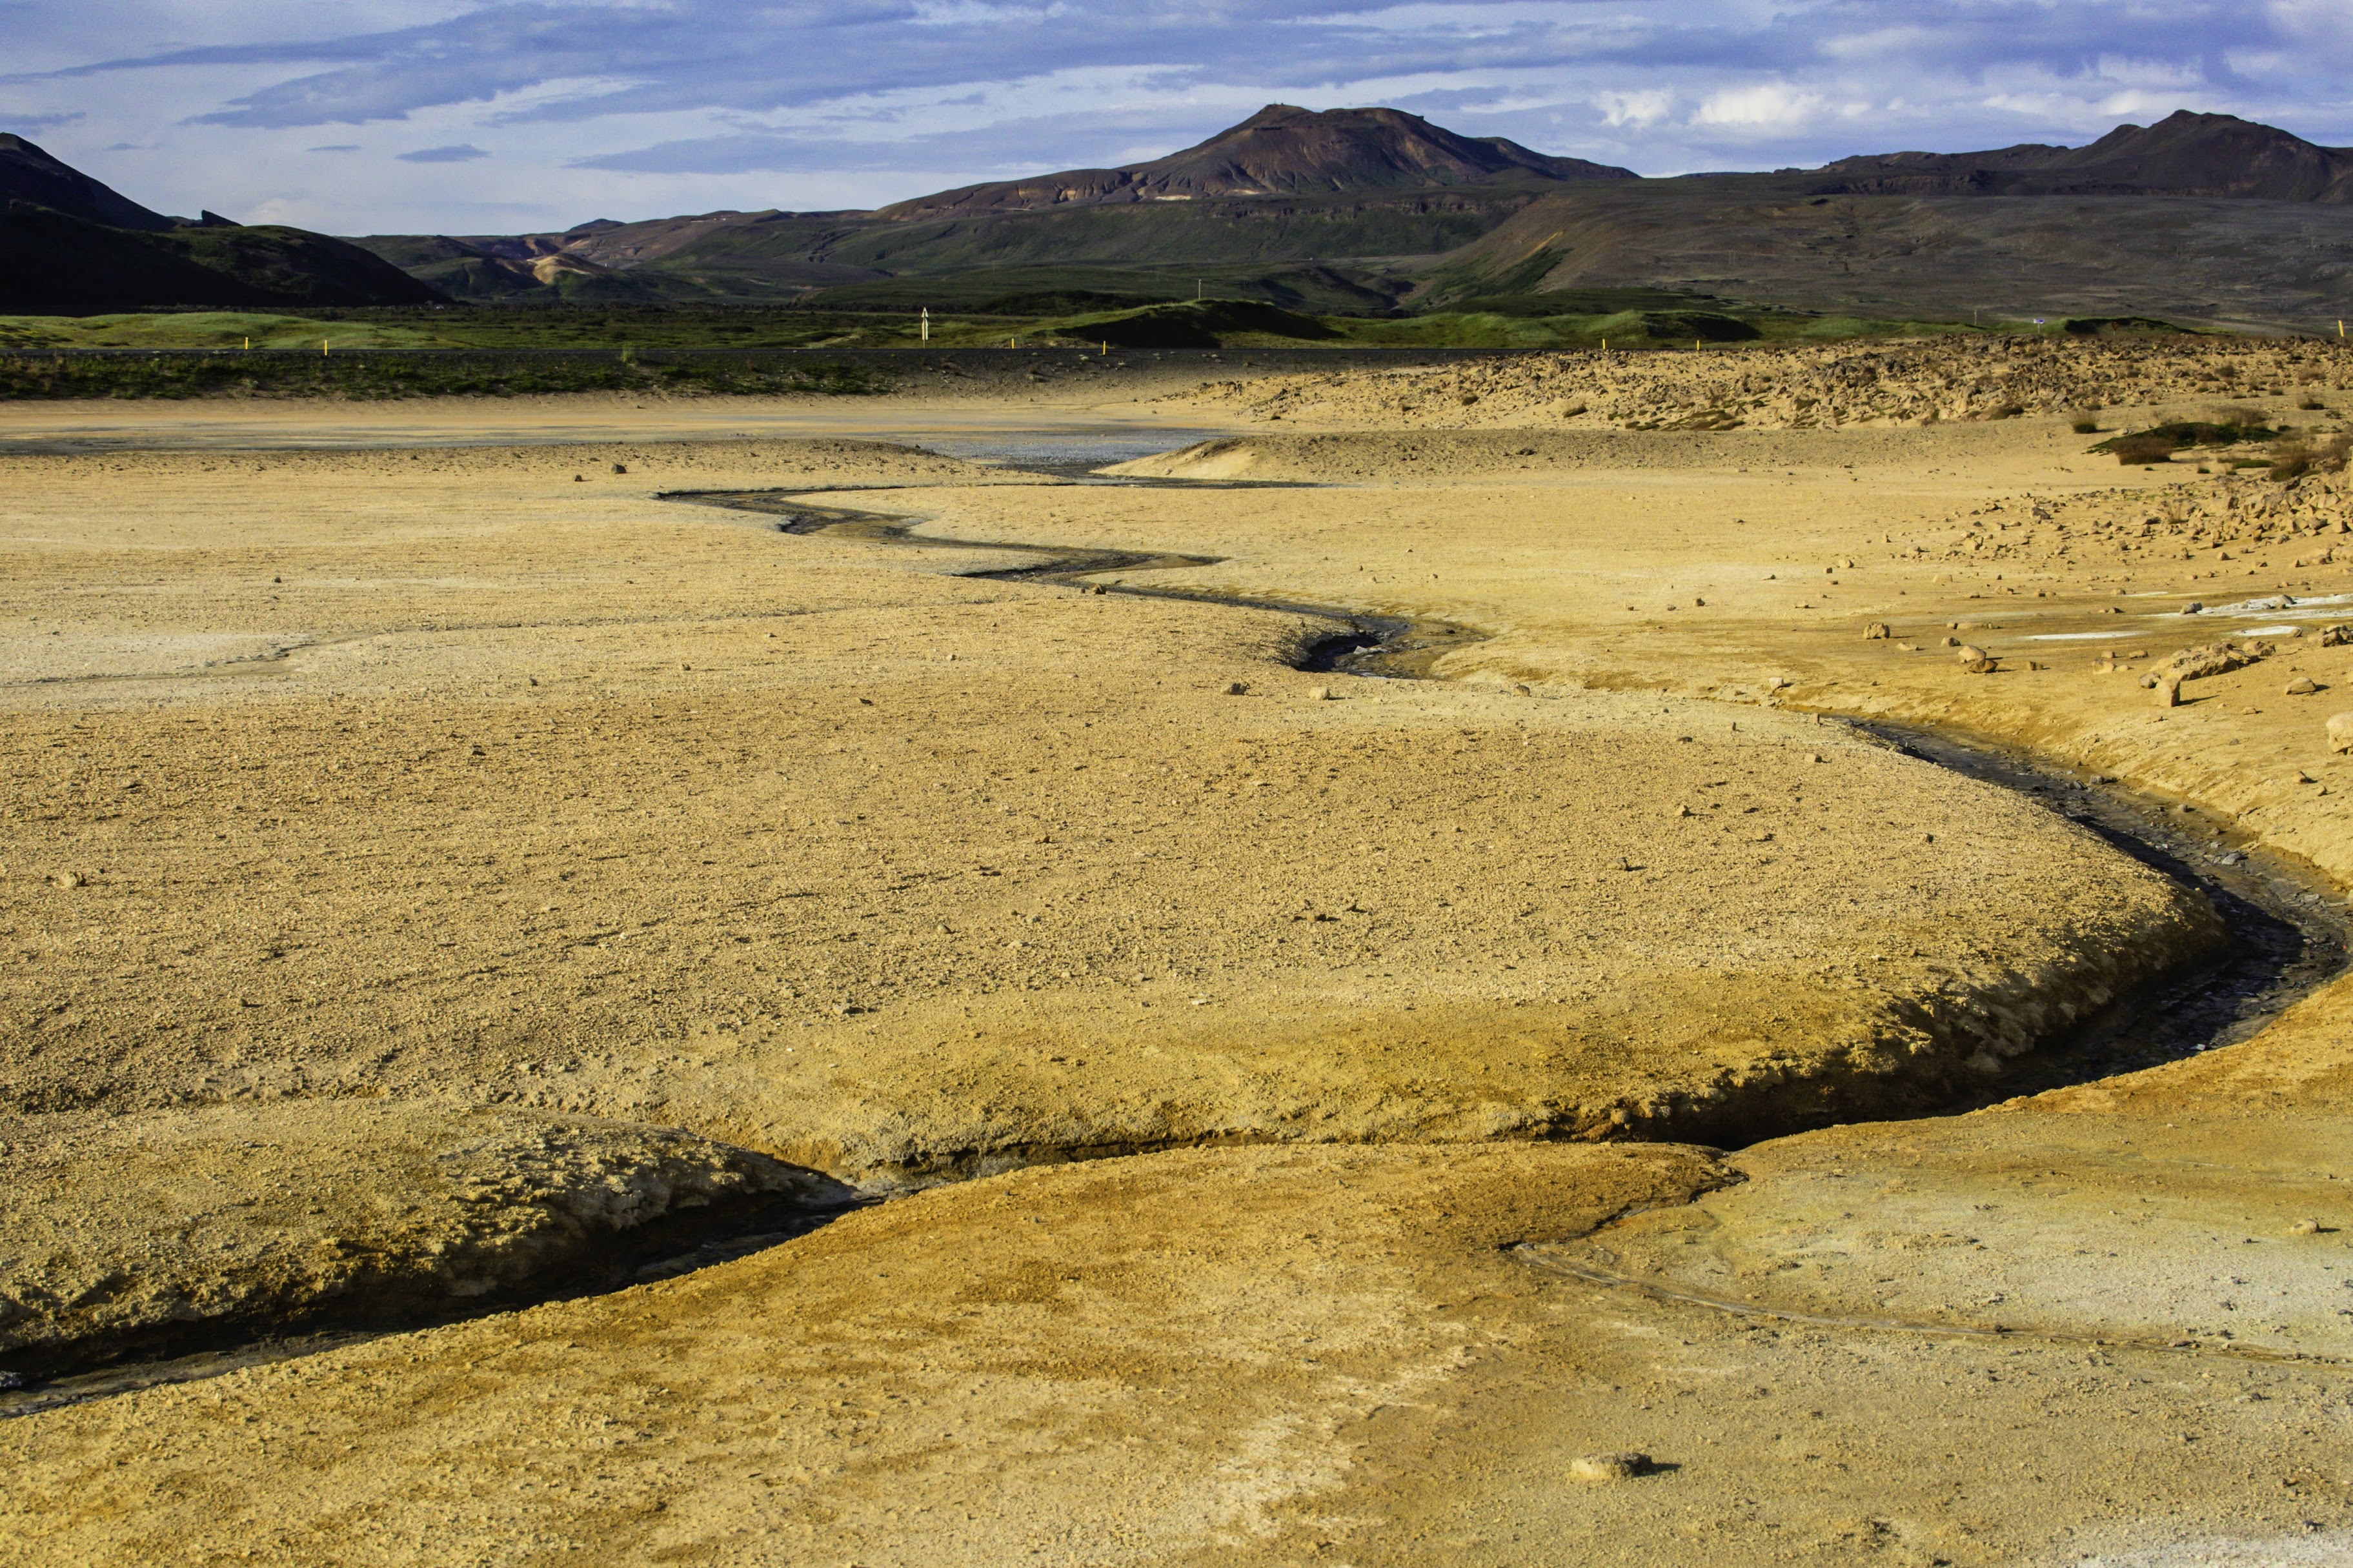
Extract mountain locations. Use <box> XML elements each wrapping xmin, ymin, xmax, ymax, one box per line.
<box><xmin>0</xmin><ymin>134</ymin><xmax>177</xmax><ymax>231</ymax></box>
<box><xmin>1</xmin><ymin>205</ymin><xmax>448</xmax><ymax>314</ymax></box>
<box><xmin>346</xmin><ymin>106</ymin><xmax>2353</xmax><ymax>327</ymax></box>
<box><xmin>0</xmin><ymin>137</ymin><xmax>443</xmax><ymax>313</ymax></box>
<box><xmin>349</xmin><ymin>105</ymin><xmax>1641</xmax><ymax>307</ymax></box>
<box><xmin>876</xmin><ymin>104</ymin><xmax>1635</xmax><ymax>220</ymax></box>
<box><xmin>1422</xmin><ymin>168</ymin><xmax>2353</xmax><ymax>328</ymax></box>
<box><xmin>1807</xmin><ymin>112</ymin><xmax>2353</xmax><ymax>202</ymax></box>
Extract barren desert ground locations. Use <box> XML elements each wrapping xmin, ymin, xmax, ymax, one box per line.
<box><xmin>5</xmin><ymin>337</ymin><xmax>2353</xmax><ymax>1567</ymax></box>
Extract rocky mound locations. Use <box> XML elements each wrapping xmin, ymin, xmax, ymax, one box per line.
<box><xmin>1167</xmin><ymin>336</ymin><xmax>2353</xmax><ymax>432</ymax></box>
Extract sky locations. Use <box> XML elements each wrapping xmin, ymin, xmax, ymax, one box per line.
<box><xmin>5</xmin><ymin>0</ymin><xmax>2350</xmax><ymax>236</ymax></box>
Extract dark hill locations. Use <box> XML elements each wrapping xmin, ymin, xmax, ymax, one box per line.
<box><xmin>1811</xmin><ymin>112</ymin><xmax>2353</xmax><ymax>202</ymax></box>
<box><xmin>0</xmin><ymin>134</ymin><xmax>444</xmax><ymax>312</ymax></box>
<box><xmin>876</xmin><ymin>104</ymin><xmax>1636</xmax><ymax>220</ymax></box>
<box><xmin>0</xmin><ymin>134</ymin><xmax>176</xmax><ymax>231</ymax></box>
<box><xmin>0</xmin><ymin>205</ymin><xmax>446</xmax><ymax>314</ymax></box>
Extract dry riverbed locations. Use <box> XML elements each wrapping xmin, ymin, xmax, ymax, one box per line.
<box><xmin>3</xmin><ymin>342</ymin><xmax>2352</xmax><ymax>1565</ymax></box>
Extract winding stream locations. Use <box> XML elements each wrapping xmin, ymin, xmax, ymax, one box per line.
<box><xmin>665</xmin><ymin>463</ymin><xmax>2350</xmax><ymax>1116</ymax></box>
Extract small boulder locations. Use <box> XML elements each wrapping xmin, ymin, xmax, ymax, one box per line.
<box><xmin>2320</xmin><ymin>625</ymin><xmax>2349</xmax><ymax>647</ymax></box>
<box><xmin>1570</xmin><ymin>1452</ymin><xmax>1653</xmax><ymax>1482</ymax></box>
<box><xmin>2286</xmin><ymin>677</ymin><xmax>2320</xmax><ymax>696</ymax></box>
<box><xmin>2157</xmin><ymin>674</ymin><xmax>2184</xmax><ymax>708</ymax></box>
<box><xmin>1224</xmin><ymin>681</ymin><xmax>1249</xmax><ymax>696</ymax></box>
<box><xmin>1863</xmin><ymin>621</ymin><xmax>1891</xmax><ymax>640</ymax></box>
<box><xmin>2330</xmin><ymin>712</ymin><xmax>2353</xmax><ymax>753</ymax></box>
<box><xmin>1955</xmin><ymin>645</ymin><xmax>1996</xmax><ymax>673</ymax></box>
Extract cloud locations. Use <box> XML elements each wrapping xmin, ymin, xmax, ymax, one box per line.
<box><xmin>1594</xmin><ymin>90</ymin><xmax>1671</xmax><ymax>130</ymax></box>
<box><xmin>1695</xmin><ymin>83</ymin><xmax>1827</xmax><ymax>132</ymax></box>
<box><xmin>0</xmin><ymin>108</ymin><xmax>86</xmax><ymax>134</ymax></box>
<box><xmin>396</xmin><ymin>141</ymin><xmax>486</xmax><ymax>161</ymax></box>
<box><xmin>308</xmin><ymin>143</ymin><xmax>360</xmax><ymax>151</ymax></box>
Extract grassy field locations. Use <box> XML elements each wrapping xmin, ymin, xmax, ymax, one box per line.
<box><xmin>0</xmin><ymin>297</ymin><xmax>2204</xmax><ymax>398</ymax></box>
<box><xmin>0</xmin><ymin>348</ymin><xmax>887</xmax><ymax>400</ymax></box>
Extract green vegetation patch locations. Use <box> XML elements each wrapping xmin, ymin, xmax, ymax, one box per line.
<box><xmin>2092</xmin><ymin>419</ymin><xmax>2280</xmax><ymax>455</ymax></box>
<box><xmin>1053</xmin><ymin>299</ymin><xmax>1339</xmax><ymax>348</ymax></box>
<box><xmin>2058</xmin><ymin>316</ymin><xmax>2196</xmax><ymax>336</ymax></box>
<box><xmin>0</xmin><ymin>350</ymin><xmax>888</xmax><ymax>401</ymax></box>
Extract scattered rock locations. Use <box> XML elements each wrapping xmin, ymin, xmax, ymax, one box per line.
<box><xmin>2183</xmin><ymin>602</ymin><xmax>2203</xmax><ymax>615</ymax></box>
<box><xmin>2167</xmin><ymin>641</ymin><xmax>2268</xmax><ymax>682</ymax></box>
<box><xmin>1863</xmin><ymin>621</ymin><xmax>1891</xmax><ymax>640</ymax></box>
<box><xmin>2329</xmin><ymin>712</ymin><xmax>2353</xmax><ymax>754</ymax></box>
<box><xmin>2157</xmin><ymin>674</ymin><xmax>2183</xmax><ymax>708</ymax></box>
<box><xmin>1309</xmin><ymin>685</ymin><xmax>1334</xmax><ymax>701</ymax></box>
<box><xmin>47</xmin><ymin>870</ymin><xmax>84</xmax><ymax>889</ymax></box>
<box><xmin>1941</xmin><ymin>636</ymin><xmax>1961</xmax><ymax>648</ymax></box>
<box><xmin>2321</xmin><ymin>625</ymin><xmax>2350</xmax><ymax>647</ymax></box>
<box><xmin>2290</xmin><ymin>1219</ymin><xmax>2323</xmax><ymax>1235</ymax></box>
<box><xmin>1570</xmin><ymin>1452</ymin><xmax>1653</xmax><ymax>1482</ymax></box>
<box><xmin>1955</xmin><ymin>645</ymin><xmax>1996</xmax><ymax>673</ymax></box>
<box><xmin>2286</xmin><ymin>677</ymin><xmax>2320</xmax><ymax>695</ymax></box>
<box><xmin>612</xmin><ymin>463</ymin><xmax>627</xmax><ymax>475</ymax></box>
<box><xmin>1225</xmin><ymin>681</ymin><xmax>1249</xmax><ymax>696</ymax></box>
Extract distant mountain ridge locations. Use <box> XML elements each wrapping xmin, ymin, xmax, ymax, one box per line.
<box><xmin>876</xmin><ymin>104</ymin><xmax>1637</xmax><ymax>220</ymax></box>
<box><xmin>8</xmin><ymin>107</ymin><xmax>2353</xmax><ymax>325</ymax></box>
<box><xmin>330</xmin><ymin>105</ymin><xmax>2353</xmax><ymax>328</ymax></box>
<box><xmin>1808</xmin><ymin>111</ymin><xmax>2353</xmax><ymax>202</ymax></box>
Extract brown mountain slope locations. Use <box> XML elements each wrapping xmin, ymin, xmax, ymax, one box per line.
<box><xmin>1812</xmin><ymin>110</ymin><xmax>2353</xmax><ymax>202</ymax></box>
<box><xmin>876</xmin><ymin>103</ymin><xmax>1636</xmax><ymax>221</ymax></box>
<box><xmin>1431</xmin><ymin>178</ymin><xmax>2353</xmax><ymax>327</ymax></box>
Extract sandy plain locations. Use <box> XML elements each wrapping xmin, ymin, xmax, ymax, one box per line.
<box><xmin>3</xmin><ymin>337</ymin><xmax>2353</xmax><ymax>1566</ymax></box>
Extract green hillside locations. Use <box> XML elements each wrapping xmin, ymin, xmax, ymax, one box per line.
<box><xmin>0</xmin><ymin>205</ymin><xmax>443</xmax><ymax>315</ymax></box>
